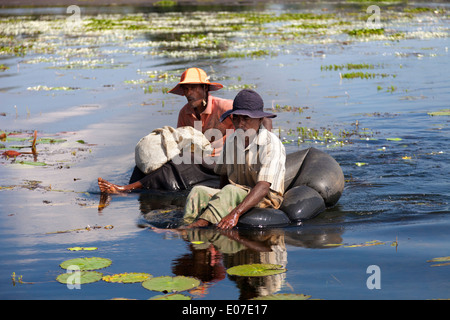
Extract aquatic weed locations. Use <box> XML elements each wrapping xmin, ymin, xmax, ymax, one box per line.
<box><xmin>340</xmin><ymin>72</ymin><xmax>392</xmax><ymax>79</ymax></box>
<box><xmin>346</xmin><ymin>28</ymin><xmax>385</xmax><ymax>37</ymax></box>
<box><xmin>321</xmin><ymin>63</ymin><xmax>375</xmax><ymax>71</ymax></box>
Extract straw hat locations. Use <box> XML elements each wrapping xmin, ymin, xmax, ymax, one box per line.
<box><xmin>168</xmin><ymin>67</ymin><xmax>224</xmax><ymax>96</ymax></box>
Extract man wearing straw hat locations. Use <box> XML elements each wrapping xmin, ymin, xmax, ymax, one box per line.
<box><xmin>98</xmin><ymin>68</ymin><xmax>271</xmax><ymax>194</ymax></box>
<box><xmin>170</xmin><ymin>67</ymin><xmax>235</xmax><ymax>157</ymax></box>
<box><xmin>182</xmin><ymin>89</ymin><xmax>286</xmax><ymax>230</ymax></box>
<box><xmin>171</xmin><ymin>67</ymin><xmax>272</xmax><ymax>155</ymax></box>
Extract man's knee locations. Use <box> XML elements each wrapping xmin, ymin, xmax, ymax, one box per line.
<box><xmin>221</xmin><ymin>184</ymin><xmax>239</xmax><ymax>193</ymax></box>
<box><xmin>188</xmin><ymin>185</ymin><xmax>209</xmax><ymax>198</ymax></box>
<box><xmin>220</xmin><ymin>184</ymin><xmax>247</xmax><ymax>197</ymax></box>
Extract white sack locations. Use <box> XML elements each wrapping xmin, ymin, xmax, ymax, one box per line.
<box><xmin>135</xmin><ymin>126</ymin><xmax>212</xmax><ymax>174</ymax></box>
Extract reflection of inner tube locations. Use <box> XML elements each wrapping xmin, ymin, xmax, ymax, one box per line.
<box><xmin>237</xmin><ymin>147</ymin><xmax>344</xmax><ymax>228</ymax></box>
<box><xmin>135</xmin><ymin>147</ymin><xmax>344</xmax><ymax>228</ymax></box>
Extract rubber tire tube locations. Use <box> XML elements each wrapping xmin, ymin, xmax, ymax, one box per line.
<box><xmin>237</xmin><ymin>207</ymin><xmax>291</xmax><ymax>228</ymax></box>
<box><xmin>290</xmin><ymin>147</ymin><xmax>344</xmax><ymax>207</ymax></box>
<box><xmin>280</xmin><ymin>185</ymin><xmax>326</xmax><ymax>222</ymax></box>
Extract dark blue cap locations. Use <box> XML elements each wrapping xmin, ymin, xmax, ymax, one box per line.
<box><xmin>220</xmin><ymin>89</ymin><xmax>276</xmax><ymax>122</ymax></box>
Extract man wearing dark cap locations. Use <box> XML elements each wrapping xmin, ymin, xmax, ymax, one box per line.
<box><xmin>183</xmin><ymin>89</ymin><xmax>286</xmax><ymax>230</ymax></box>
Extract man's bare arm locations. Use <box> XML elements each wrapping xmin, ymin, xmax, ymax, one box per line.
<box><xmin>217</xmin><ymin>181</ymin><xmax>270</xmax><ymax>230</ymax></box>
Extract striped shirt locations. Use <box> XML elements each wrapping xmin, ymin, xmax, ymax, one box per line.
<box><xmin>214</xmin><ymin>125</ymin><xmax>286</xmax><ymax>208</ymax></box>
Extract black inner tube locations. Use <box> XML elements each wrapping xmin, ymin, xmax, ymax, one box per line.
<box><xmin>136</xmin><ymin>147</ymin><xmax>344</xmax><ymax>227</ymax></box>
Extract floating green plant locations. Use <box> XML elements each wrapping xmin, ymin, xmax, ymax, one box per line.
<box><xmin>249</xmin><ymin>49</ymin><xmax>270</xmax><ymax>58</ymax></box>
<box><xmin>0</xmin><ymin>7</ymin><xmax>445</xmax><ymax>63</ymax></box>
<box><xmin>153</xmin><ymin>0</ymin><xmax>177</xmax><ymax>7</ymax></box>
<box><xmin>344</xmin><ymin>240</ymin><xmax>385</xmax><ymax>248</ymax></box>
<box><xmin>346</xmin><ymin>28</ymin><xmax>385</xmax><ymax>37</ymax></box>
<box><xmin>272</xmin><ymin>104</ymin><xmax>304</xmax><ymax>113</ymax></box>
<box><xmin>59</xmin><ymin>257</ymin><xmax>112</xmax><ymax>271</ymax></box>
<box><xmin>287</xmin><ymin>23</ymin><xmax>328</xmax><ymax>29</ymax></box>
<box><xmin>226</xmin><ymin>264</ymin><xmax>286</xmax><ymax>277</ymax></box>
<box><xmin>386</xmin><ymin>85</ymin><xmax>397</xmax><ymax>93</ymax></box>
<box><xmin>321</xmin><ymin>63</ymin><xmax>375</xmax><ymax>71</ymax></box>
<box><xmin>17</xmin><ymin>161</ymin><xmax>47</xmax><ymax>166</ymax></box>
<box><xmin>142</xmin><ymin>276</ymin><xmax>200</xmax><ymax>293</ymax></box>
<box><xmin>340</xmin><ymin>72</ymin><xmax>392</xmax><ymax>79</ymax></box>
<box><xmin>67</xmin><ymin>247</ymin><xmax>98</xmax><ymax>251</ymax></box>
<box><xmin>150</xmin><ymin>293</ymin><xmax>192</xmax><ymax>300</ymax></box>
<box><xmin>84</xmin><ymin>18</ymin><xmax>119</xmax><ymax>31</ymax></box>
<box><xmin>56</xmin><ymin>271</ymin><xmax>103</xmax><ymax>285</ymax></box>
<box><xmin>0</xmin><ymin>130</ymin><xmax>94</xmax><ymax>170</ymax></box>
<box><xmin>144</xmin><ymin>85</ymin><xmax>153</xmax><ymax>94</ymax></box>
<box><xmin>355</xmin><ymin>162</ymin><xmax>368</xmax><ymax>167</ymax></box>
<box><xmin>428</xmin><ymin>109</ymin><xmax>450</xmax><ymax>116</ymax></box>
<box><xmin>404</xmin><ymin>7</ymin><xmax>437</xmax><ymax>13</ymax></box>
<box><xmin>37</xmin><ymin>138</ymin><xmax>67</xmax><ymax>144</ymax></box>
<box><xmin>0</xmin><ymin>44</ymin><xmax>30</xmax><ymax>56</ymax></box>
<box><xmin>103</xmin><ymin>272</ymin><xmax>152</xmax><ymax>283</ymax></box>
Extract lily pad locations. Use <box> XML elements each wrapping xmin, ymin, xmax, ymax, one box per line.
<box><xmin>251</xmin><ymin>293</ymin><xmax>311</xmax><ymax>300</ymax></box>
<box><xmin>355</xmin><ymin>162</ymin><xmax>368</xmax><ymax>167</ymax></box>
<box><xmin>56</xmin><ymin>271</ymin><xmax>103</xmax><ymax>284</ymax></box>
<box><xmin>60</xmin><ymin>257</ymin><xmax>112</xmax><ymax>271</ymax></box>
<box><xmin>5</xmin><ymin>137</ymin><xmax>28</xmax><ymax>142</ymax></box>
<box><xmin>324</xmin><ymin>243</ymin><xmax>345</xmax><ymax>247</ymax></box>
<box><xmin>150</xmin><ymin>293</ymin><xmax>192</xmax><ymax>300</ymax></box>
<box><xmin>226</xmin><ymin>264</ymin><xmax>286</xmax><ymax>277</ymax></box>
<box><xmin>67</xmin><ymin>247</ymin><xmax>98</xmax><ymax>251</ymax></box>
<box><xmin>428</xmin><ymin>109</ymin><xmax>450</xmax><ymax>116</ymax></box>
<box><xmin>386</xmin><ymin>138</ymin><xmax>402</xmax><ymax>141</ymax></box>
<box><xmin>102</xmin><ymin>272</ymin><xmax>152</xmax><ymax>283</ymax></box>
<box><xmin>37</xmin><ymin>138</ymin><xmax>67</xmax><ymax>144</ymax></box>
<box><xmin>18</xmin><ymin>161</ymin><xmax>47</xmax><ymax>166</ymax></box>
<box><xmin>142</xmin><ymin>276</ymin><xmax>200</xmax><ymax>293</ymax></box>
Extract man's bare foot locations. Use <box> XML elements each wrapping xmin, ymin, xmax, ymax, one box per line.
<box><xmin>98</xmin><ymin>177</ymin><xmax>125</xmax><ymax>194</ymax></box>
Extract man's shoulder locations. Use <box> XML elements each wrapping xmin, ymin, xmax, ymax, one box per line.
<box><xmin>258</xmin><ymin>128</ymin><xmax>283</xmax><ymax>145</ymax></box>
<box><xmin>179</xmin><ymin>102</ymin><xmax>193</xmax><ymax>115</ymax></box>
<box><xmin>258</xmin><ymin>129</ymin><xmax>286</xmax><ymax>159</ymax></box>
<box><xmin>210</xmin><ymin>95</ymin><xmax>233</xmax><ymax>110</ymax></box>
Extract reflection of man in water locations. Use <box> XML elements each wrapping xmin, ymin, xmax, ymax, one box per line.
<box><xmin>222</xmin><ymin>229</ymin><xmax>287</xmax><ymax>300</ymax></box>
<box><xmin>172</xmin><ymin>228</ymin><xmax>287</xmax><ymax>299</ymax></box>
<box><xmin>171</xmin><ymin>228</ymin><xmax>287</xmax><ymax>299</ymax></box>
<box><xmin>172</xmin><ymin>229</ymin><xmax>228</xmax><ymax>297</ymax></box>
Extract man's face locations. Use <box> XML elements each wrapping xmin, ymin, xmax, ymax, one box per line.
<box><xmin>232</xmin><ymin>114</ymin><xmax>262</xmax><ymax>132</ymax></box>
<box><xmin>181</xmin><ymin>84</ymin><xmax>207</xmax><ymax>109</ymax></box>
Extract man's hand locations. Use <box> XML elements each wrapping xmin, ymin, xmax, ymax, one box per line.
<box><xmin>217</xmin><ymin>209</ymin><xmax>241</xmax><ymax>230</ymax></box>
<box><xmin>216</xmin><ymin>181</ymin><xmax>271</xmax><ymax>230</ymax></box>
